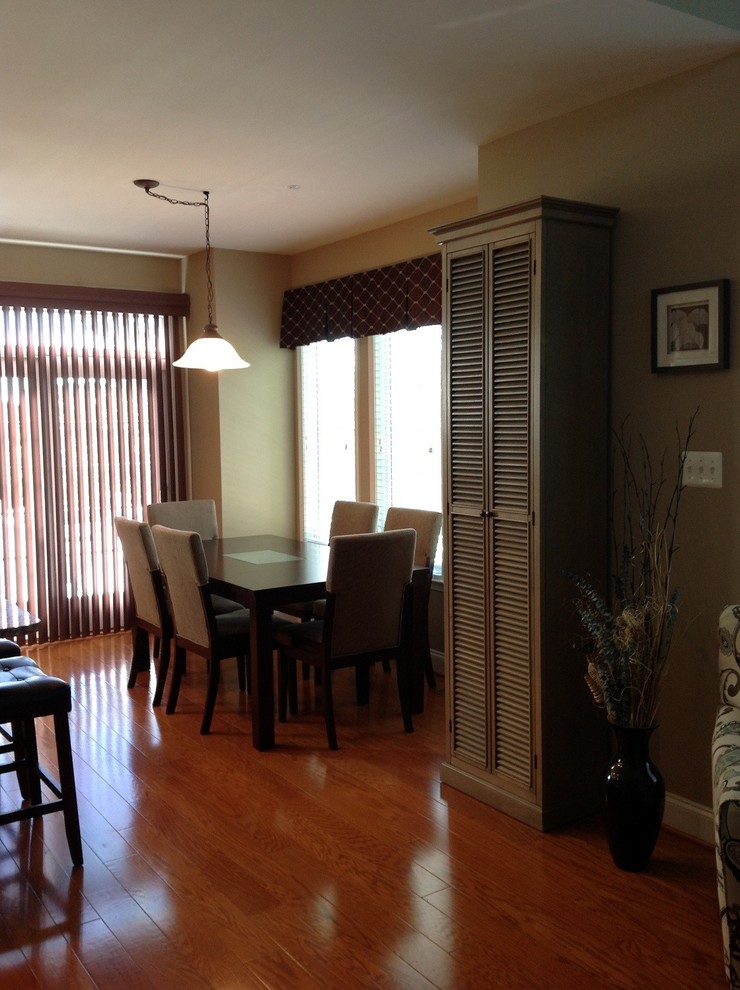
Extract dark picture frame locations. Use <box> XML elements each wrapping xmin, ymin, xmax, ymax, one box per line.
<box><xmin>651</xmin><ymin>279</ymin><xmax>730</xmax><ymax>372</ymax></box>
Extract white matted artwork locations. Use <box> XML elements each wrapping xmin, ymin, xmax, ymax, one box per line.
<box><xmin>651</xmin><ymin>279</ymin><xmax>730</xmax><ymax>372</ymax></box>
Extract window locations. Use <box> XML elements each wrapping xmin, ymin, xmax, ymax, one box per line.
<box><xmin>373</xmin><ymin>324</ymin><xmax>442</xmax><ymax>525</ymax></box>
<box><xmin>0</xmin><ymin>286</ymin><xmax>185</xmax><ymax>641</ymax></box>
<box><xmin>299</xmin><ymin>324</ymin><xmax>442</xmax><ymax>570</ymax></box>
<box><xmin>299</xmin><ymin>337</ymin><xmax>356</xmax><ymax>543</ymax></box>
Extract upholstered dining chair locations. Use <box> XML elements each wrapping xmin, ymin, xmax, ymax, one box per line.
<box><xmin>151</xmin><ymin>524</ymin><xmax>250</xmax><ymax>735</ymax></box>
<box><xmin>114</xmin><ymin>516</ymin><xmax>172</xmax><ymax>707</ymax></box>
<box><xmin>383</xmin><ymin>506</ymin><xmax>442</xmax><ymax>688</ymax></box>
<box><xmin>280</xmin><ymin>499</ymin><xmax>379</xmax><ymax>623</ymax></box>
<box><xmin>274</xmin><ymin>528</ymin><xmax>416</xmax><ymax>750</ymax></box>
<box><xmin>146</xmin><ymin>499</ymin><xmax>219</xmax><ymax>540</ymax></box>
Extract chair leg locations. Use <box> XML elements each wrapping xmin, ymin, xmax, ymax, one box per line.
<box><xmin>277</xmin><ymin>653</ymin><xmax>288</xmax><ymax>722</ymax></box>
<box><xmin>128</xmin><ymin>625</ymin><xmax>150</xmax><ymax>688</ymax></box>
<box><xmin>152</xmin><ymin>632</ymin><xmax>171</xmax><ymax>708</ymax></box>
<box><xmin>201</xmin><ymin>657</ymin><xmax>221</xmax><ymax>735</ymax></box>
<box><xmin>395</xmin><ymin>652</ymin><xmax>414</xmax><ymax>735</ymax></box>
<box><xmin>52</xmin><ymin>710</ymin><xmax>83</xmax><ymax>867</ymax></box>
<box><xmin>237</xmin><ymin>654</ymin><xmax>246</xmax><ymax>693</ymax></box>
<box><xmin>355</xmin><ymin>665</ymin><xmax>370</xmax><ymax>706</ymax></box>
<box><xmin>288</xmin><ymin>661</ymin><xmax>297</xmax><ymax>715</ymax></box>
<box><xmin>166</xmin><ymin>645</ymin><xmax>186</xmax><ymax>714</ymax></box>
<box><xmin>277</xmin><ymin>654</ymin><xmax>299</xmax><ymax>722</ymax></box>
<box><xmin>323</xmin><ymin>667</ymin><xmax>338</xmax><ymax>750</ymax></box>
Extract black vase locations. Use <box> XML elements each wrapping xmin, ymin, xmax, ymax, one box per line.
<box><xmin>600</xmin><ymin>725</ymin><xmax>665</xmax><ymax>872</ymax></box>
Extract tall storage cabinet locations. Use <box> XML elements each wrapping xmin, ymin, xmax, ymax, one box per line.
<box><xmin>431</xmin><ymin>197</ymin><xmax>619</xmax><ymax>830</ymax></box>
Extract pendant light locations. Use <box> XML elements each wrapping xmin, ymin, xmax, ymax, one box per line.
<box><xmin>133</xmin><ymin>179</ymin><xmax>250</xmax><ymax>371</ymax></box>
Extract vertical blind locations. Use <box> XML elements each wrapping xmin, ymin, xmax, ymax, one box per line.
<box><xmin>0</xmin><ymin>282</ymin><xmax>187</xmax><ymax>642</ymax></box>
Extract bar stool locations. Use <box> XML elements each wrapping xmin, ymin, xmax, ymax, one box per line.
<box><xmin>0</xmin><ymin>637</ymin><xmax>22</xmax><ymax>660</ymax></box>
<box><xmin>0</xmin><ymin>656</ymin><xmax>83</xmax><ymax>867</ymax></box>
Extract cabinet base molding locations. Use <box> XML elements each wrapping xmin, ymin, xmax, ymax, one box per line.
<box><xmin>441</xmin><ymin>761</ymin><xmax>600</xmax><ymax>832</ymax></box>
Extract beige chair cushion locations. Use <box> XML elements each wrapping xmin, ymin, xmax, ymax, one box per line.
<box><xmin>147</xmin><ymin>499</ymin><xmax>219</xmax><ymax>540</ymax></box>
<box><xmin>151</xmin><ymin>525</ymin><xmax>212</xmax><ymax>648</ymax></box>
<box><xmin>327</xmin><ymin>528</ymin><xmax>416</xmax><ymax>656</ymax></box>
<box><xmin>329</xmin><ymin>500</ymin><xmax>379</xmax><ymax>538</ymax></box>
<box><xmin>114</xmin><ymin>517</ymin><xmax>162</xmax><ymax>628</ymax></box>
<box><xmin>384</xmin><ymin>506</ymin><xmax>442</xmax><ymax>568</ymax></box>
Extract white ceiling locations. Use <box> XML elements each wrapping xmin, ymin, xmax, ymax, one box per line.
<box><xmin>1</xmin><ymin>0</ymin><xmax>737</xmax><ymax>258</ymax></box>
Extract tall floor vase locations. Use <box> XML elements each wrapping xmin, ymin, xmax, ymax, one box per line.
<box><xmin>600</xmin><ymin>725</ymin><xmax>665</xmax><ymax>872</ymax></box>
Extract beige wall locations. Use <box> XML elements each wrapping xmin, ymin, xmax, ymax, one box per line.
<box><xmin>289</xmin><ymin>199</ymin><xmax>477</xmax><ymax>286</ymax></box>
<box><xmin>0</xmin><ymin>241</ymin><xmax>183</xmax><ymax>292</ymax></box>
<box><xmin>477</xmin><ymin>53</ymin><xmax>740</xmax><ymax>811</ymax></box>
<box><xmin>209</xmin><ymin>248</ymin><xmax>295</xmax><ymax>538</ymax></box>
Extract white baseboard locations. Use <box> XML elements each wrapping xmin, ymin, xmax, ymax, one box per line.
<box><xmin>664</xmin><ymin>791</ymin><xmax>713</xmax><ymax>845</ymax></box>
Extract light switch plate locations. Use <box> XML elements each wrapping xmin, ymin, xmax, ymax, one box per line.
<box><xmin>683</xmin><ymin>451</ymin><xmax>722</xmax><ymax>488</ymax></box>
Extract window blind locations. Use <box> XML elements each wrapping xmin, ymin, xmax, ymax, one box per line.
<box><xmin>0</xmin><ymin>282</ymin><xmax>186</xmax><ymax>642</ymax></box>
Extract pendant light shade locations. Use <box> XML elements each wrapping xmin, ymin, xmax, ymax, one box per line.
<box><xmin>173</xmin><ymin>324</ymin><xmax>250</xmax><ymax>371</ymax></box>
<box><xmin>134</xmin><ymin>178</ymin><xmax>250</xmax><ymax>372</ymax></box>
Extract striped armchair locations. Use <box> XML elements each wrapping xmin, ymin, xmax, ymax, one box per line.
<box><xmin>713</xmin><ymin>604</ymin><xmax>740</xmax><ymax>988</ymax></box>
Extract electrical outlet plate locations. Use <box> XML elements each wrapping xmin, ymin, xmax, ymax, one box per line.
<box><xmin>682</xmin><ymin>451</ymin><xmax>722</xmax><ymax>488</ymax></box>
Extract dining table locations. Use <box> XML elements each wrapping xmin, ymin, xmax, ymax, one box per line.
<box><xmin>202</xmin><ymin>533</ymin><xmax>428</xmax><ymax>751</ymax></box>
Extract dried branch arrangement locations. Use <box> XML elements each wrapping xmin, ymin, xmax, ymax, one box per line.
<box><xmin>570</xmin><ymin>410</ymin><xmax>698</xmax><ymax>728</ymax></box>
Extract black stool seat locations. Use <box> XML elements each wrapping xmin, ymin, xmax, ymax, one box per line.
<box><xmin>0</xmin><ymin>637</ymin><xmax>23</xmax><ymax>659</ymax></box>
<box><xmin>0</xmin><ymin>658</ymin><xmax>83</xmax><ymax>867</ymax></box>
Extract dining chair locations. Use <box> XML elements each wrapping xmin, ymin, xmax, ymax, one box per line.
<box><xmin>114</xmin><ymin>516</ymin><xmax>172</xmax><ymax>707</ymax></box>
<box><xmin>274</xmin><ymin>528</ymin><xmax>416</xmax><ymax>750</ymax></box>
<box><xmin>383</xmin><ymin>506</ymin><xmax>442</xmax><ymax>688</ymax></box>
<box><xmin>151</xmin><ymin>524</ymin><xmax>250</xmax><ymax>735</ymax></box>
<box><xmin>146</xmin><ymin>499</ymin><xmax>219</xmax><ymax>540</ymax></box>
<box><xmin>279</xmin><ymin>499</ymin><xmax>379</xmax><ymax>623</ymax></box>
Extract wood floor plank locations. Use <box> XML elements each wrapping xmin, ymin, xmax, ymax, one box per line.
<box><xmin>0</xmin><ymin>632</ymin><xmax>725</xmax><ymax>989</ymax></box>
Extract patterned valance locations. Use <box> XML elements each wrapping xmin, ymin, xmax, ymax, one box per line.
<box><xmin>280</xmin><ymin>253</ymin><xmax>441</xmax><ymax>349</ymax></box>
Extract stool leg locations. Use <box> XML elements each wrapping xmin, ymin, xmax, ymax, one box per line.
<box><xmin>11</xmin><ymin>718</ymin><xmax>41</xmax><ymax>804</ymax></box>
<box><xmin>52</xmin><ymin>711</ymin><xmax>83</xmax><ymax>867</ymax></box>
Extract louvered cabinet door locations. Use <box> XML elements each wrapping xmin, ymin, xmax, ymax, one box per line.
<box><xmin>435</xmin><ymin>197</ymin><xmax>617</xmax><ymax>830</ymax></box>
<box><xmin>489</xmin><ymin>237</ymin><xmax>533</xmax><ymax>791</ymax></box>
<box><xmin>445</xmin><ymin>248</ymin><xmax>489</xmax><ymax>769</ymax></box>
<box><xmin>444</xmin><ymin>236</ymin><xmax>535</xmax><ymax>794</ymax></box>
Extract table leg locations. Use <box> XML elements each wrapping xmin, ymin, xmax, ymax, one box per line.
<box><xmin>250</xmin><ymin>600</ymin><xmax>276</xmax><ymax>750</ymax></box>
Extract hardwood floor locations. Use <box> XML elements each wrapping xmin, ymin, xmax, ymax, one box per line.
<box><xmin>0</xmin><ymin>633</ymin><xmax>725</xmax><ymax>989</ymax></box>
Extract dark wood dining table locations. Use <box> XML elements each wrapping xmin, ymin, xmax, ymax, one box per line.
<box><xmin>202</xmin><ymin>534</ymin><xmax>427</xmax><ymax>751</ymax></box>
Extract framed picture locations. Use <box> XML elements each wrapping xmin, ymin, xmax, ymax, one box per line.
<box><xmin>651</xmin><ymin>279</ymin><xmax>730</xmax><ymax>372</ymax></box>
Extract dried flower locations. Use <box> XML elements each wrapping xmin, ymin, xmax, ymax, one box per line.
<box><xmin>570</xmin><ymin>411</ymin><xmax>697</xmax><ymax>729</ymax></box>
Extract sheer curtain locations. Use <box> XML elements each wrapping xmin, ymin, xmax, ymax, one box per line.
<box><xmin>0</xmin><ymin>283</ymin><xmax>186</xmax><ymax>642</ymax></box>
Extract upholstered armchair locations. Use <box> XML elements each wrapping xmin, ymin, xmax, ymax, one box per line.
<box><xmin>713</xmin><ymin>604</ymin><xmax>740</xmax><ymax>989</ymax></box>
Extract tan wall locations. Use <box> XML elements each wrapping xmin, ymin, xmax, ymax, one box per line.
<box><xmin>0</xmin><ymin>242</ymin><xmax>183</xmax><ymax>292</ymax></box>
<box><xmin>289</xmin><ymin>199</ymin><xmax>477</xmax><ymax>286</ymax></box>
<box><xmin>208</xmin><ymin>248</ymin><xmax>295</xmax><ymax>538</ymax></box>
<box><xmin>182</xmin><ymin>249</ymin><xmax>222</xmax><ymax>509</ymax></box>
<box><xmin>477</xmin><ymin>54</ymin><xmax>740</xmax><ymax>809</ymax></box>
